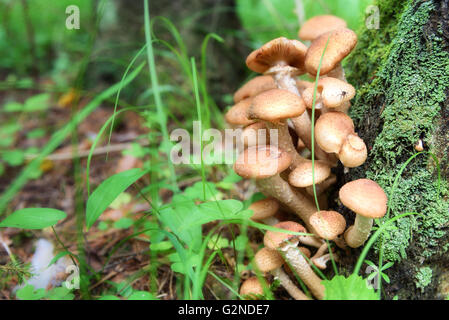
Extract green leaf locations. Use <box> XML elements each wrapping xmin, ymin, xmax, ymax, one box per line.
<box><xmin>98</xmin><ymin>295</ymin><xmax>121</xmax><ymax>300</ymax></box>
<box><xmin>1</xmin><ymin>149</ymin><xmax>25</xmax><ymax>166</ymax></box>
<box><xmin>323</xmin><ymin>274</ymin><xmax>379</xmax><ymax>300</ymax></box>
<box><xmin>128</xmin><ymin>291</ymin><xmax>157</xmax><ymax>300</ymax></box>
<box><xmin>3</xmin><ymin>101</ymin><xmax>23</xmax><ymax>112</ymax></box>
<box><xmin>46</xmin><ymin>287</ymin><xmax>75</xmax><ymax>300</ymax></box>
<box><xmin>0</xmin><ymin>208</ymin><xmax>66</xmax><ymax>229</ymax></box>
<box><xmin>113</xmin><ymin>217</ymin><xmax>134</xmax><ymax>229</ymax></box>
<box><xmin>16</xmin><ymin>284</ymin><xmax>46</xmax><ymax>300</ymax></box>
<box><xmin>23</xmin><ymin>93</ymin><xmax>51</xmax><ymax>112</ymax></box>
<box><xmin>86</xmin><ymin>169</ymin><xmax>146</xmax><ymax>229</ymax></box>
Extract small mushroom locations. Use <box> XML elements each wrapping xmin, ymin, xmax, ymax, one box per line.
<box><xmin>340</xmin><ymin>179</ymin><xmax>388</xmax><ymax>248</ymax></box>
<box><xmin>234</xmin><ymin>145</ymin><xmax>318</xmax><ymax>230</ymax></box>
<box><xmin>315</xmin><ymin>111</ymin><xmax>367</xmax><ymax>167</ymax></box>
<box><xmin>254</xmin><ymin>247</ymin><xmax>309</xmax><ymax>300</ymax></box>
<box><xmin>288</xmin><ymin>160</ymin><xmax>331</xmax><ymax>188</ymax></box>
<box><xmin>249</xmin><ymin>197</ymin><xmax>280</xmax><ymax>225</ymax></box>
<box><xmin>305</xmin><ymin>28</ymin><xmax>357</xmax><ymax>81</ymax></box>
<box><xmin>248</xmin><ymin>89</ymin><xmax>307</xmax><ymax>168</ymax></box>
<box><xmin>225</xmin><ymin>97</ymin><xmax>256</xmax><ymax>126</ymax></box>
<box><xmin>241</xmin><ymin>122</ymin><xmax>269</xmax><ymax>148</ymax></box>
<box><xmin>234</xmin><ymin>75</ymin><xmax>277</xmax><ymax>103</ymax></box>
<box><xmin>298</xmin><ymin>15</ymin><xmax>348</xmax><ymax>41</ymax></box>
<box><xmin>264</xmin><ymin>221</ymin><xmax>325</xmax><ymax>299</ymax></box>
<box><xmin>309</xmin><ymin>210</ymin><xmax>346</xmax><ymax>242</ymax></box>
<box><xmin>240</xmin><ymin>277</ymin><xmax>265</xmax><ymax>299</ymax></box>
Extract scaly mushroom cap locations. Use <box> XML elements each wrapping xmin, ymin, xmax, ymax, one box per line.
<box><xmin>241</xmin><ymin>122</ymin><xmax>269</xmax><ymax>148</ymax></box>
<box><xmin>339</xmin><ymin>179</ymin><xmax>388</xmax><ymax>218</ymax></box>
<box><xmin>249</xmin><ymin>198</ymin><xmax>279</xmax><ymax>221</ymax></box>
<box><xmin>298</xmin><ymin>15</ymin><xmax>348</xmax><ymax>41</ymax></box>
<box><xmin>240</xmin><ymin>277</ymin><xmax>264</xmax><ymax>297</ymax></box>
<box><xmin>254</xmin><ymin>247</ymin><xmax>284</xmax><ymax>273</ymax></box>
<box><xmin>338</xmin><ymin>133</ymin><xmax>367</xmax><ymax>167</ymax></box>
<box><xmin>305</xmin><ymin>28</ymin><xmax>357</xmax><ymax>76</ymax></box>
<box><xmin>288</xmin><ymin>161</ymin><xmax>331</xmax><ymax>188</ymax></box>
<box><xmin>234</xmin><ymin>76</ymin><xmax>277</xmax><ymax>103</ymax></box>
<box><xmin>246</xmin><ymin>37</ymin><xmax>308</xmax><ymax>74</ymax></box>
<box><xmin>309</xmin><ymin>210</ymin><xmax>346</xmax><ymax>240</ymax></box>
<box><xmin>225</xmin><ymin>98</ymin><xmax>256</xmax><ymax>126</ymax></box>
<box><xmin>315</xmin><ymin>111</ymin><xmax>355</xmax><ymax>153</ymax></box>
<box><xmin>234</xmin><ymin>145</ymin><xmax>292</xmax><ymax>179</ymax></box>
<box><xmin>318</xmin><ymin>77</ymin><xmax>356</xmax><ymax>108</ymax></box>
<box><xmin>264</xmin><ymin>221</ymin><xmax>306</xmax><ymax>250</ymax></box>
<box><xmin>249</xmin><ymin>89</ymin><xmax>306</xmax><ymax>122</ymax></box>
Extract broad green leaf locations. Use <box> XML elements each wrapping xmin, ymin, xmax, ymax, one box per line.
<box><xmin>16</xmin><ymin>284</ymin><xmax>46</xmax><ymax>300</ymax></box>
<box><xmin>128</xmin><ymin>291</ymin><xmax>157</xmax><ymax>300</ymax></box>
<box><xmin>23</xmin><ymin>93</ymin><xmax>51</xmax><ymax>112</ymax></box>
<box><xmin>86</xmin><ymin>168</ymin><xmax>146</xmax><ymax>229</ymax></box>
<box><xmin>113</xmin><ymin>217</ymin><xmax>134</xmax><ymax>229</ymax></box>
<box><xmin>46</xmin><ymin>287</ymin><xmax>75</xmax><ymax>300</ymax></box>
<box><xmin>3</xmin><ymin>101</ymin><xmax>23</xmax><ymax>112</ymax></box>
<box><xmin>98</xmin><ymin>295</ymin><xmax>121</xmax><ymax>300</ymax></box>
<box><xmin>323</xmin><ymin>274</ymin><xmax>379</xmax><ymax>300</ymax></box>
<box><xmin>0</xmin><ymin>208</ymin><xmax>66</xmax><ymax>229</ymax></box>
<box><xmin>1</xmin><ymin>149</ymin><xmax>25</xmax><ymax>166</ymax></box>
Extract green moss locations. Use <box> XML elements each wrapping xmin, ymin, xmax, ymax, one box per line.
<box><xmin>415</xmin><ymin>267</ymin><xmax>433</xmax><ymax>292</ymax></box>
<box><xmin>346</xmin><ymin>0</ymin><xmax>449</xmax><ymax>263</ymax></box>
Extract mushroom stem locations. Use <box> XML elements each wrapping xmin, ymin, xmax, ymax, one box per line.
<box><xmin>327</xmin><ymin>64</ymin><xmax>347</xmax><ymax>82</ymax></box>
<box><xmin>265</xmin><ymin>120</ymin><xmax>306</xmax><ymax>168</ymax></box>
<box><xmin>272</xmin><ymin>268</ymin><xmax>310</xmax><ymax>300</ymax></box>
<box><xmin>261</xmin><ymin>216</ymin><xmax>280</xmax><ymax>226</ymax></box>
<box><xmin>282</xmin><ymin>244</ymin><xmax>325</xmax><ymax>299</ymax></box>
<box><xmin>271</xmin><ymin>69</ymin><xmax>330</xmax><ymax>163</ymax></box>
<box><xmin>256</xmin><ymin>175</ymin><xmax>318</xmax><ymax>231</ymax></box>
<box><xmin>344</xmin><ymin>215</ymin><xmax>373</xmax><ymax>248</ymax></box>
<box><xmin>305</xmin><ymin>174</ymin><xmax>337</xmax><ymax>196</ymax></box>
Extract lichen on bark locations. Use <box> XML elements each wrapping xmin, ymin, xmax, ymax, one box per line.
<box><xmin>343</xmin><ymin>0</ymin><xmax>449</xmax><ymax>297</ymax></box>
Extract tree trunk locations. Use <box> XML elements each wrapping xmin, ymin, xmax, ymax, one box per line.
<box><xmin>341</xmin><ymin>0</ymin><xmax>449</xmax><ymax>299</ymax></box>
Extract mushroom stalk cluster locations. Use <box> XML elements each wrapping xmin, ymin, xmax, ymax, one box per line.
<box><xmin>232</xmin><ymin>15</ymin><xmax>389</xmax><ymax>300</ymax></box>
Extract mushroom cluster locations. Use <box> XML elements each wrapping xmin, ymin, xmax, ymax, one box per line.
<box><xmin>231</xmin><ymin>16</ymin><xmax>388</xmax><ymax>300</ymax></box>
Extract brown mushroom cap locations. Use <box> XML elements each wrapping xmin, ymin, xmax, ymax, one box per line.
<box><xmin>254</xmin><ymin>247</ymin><xmax>284</xmax><ymax>273</ymax></box>
<box><xmin>225</xmin><ymin>98</ymin><xmax>256</xmax><ymax>126</ymax></box>
<box><xmin>318</xmin><ymin>77</ymin><xmax>356</xmax><ymax>108</ymax></box>
<box><xmin>288</xmin><ymin>160</ymin><xmax>331</xmax><ymax>188</ymax></box>
<box><xmin>339</xmin><ymin>179</ymin><xmax>388</xmax><ymax>218</ymax></box>
<box><xmin>249</xmin><ymin>198</ymin><xmax>279</xmax><ymax>221</ymax></box>
<box><xmin>246</xmin><ymin>37</ymin><xmax>308</xmax><ymax>74</ymax></box>
<box><xmin>241</xmin><ymin>121</ymin><xmax>269</xmax><ymax>148</ymax></box>
<box><xmin>305</xmin><ymin>28</ymin><xmax>357</xmax><ymax>76</ymax></box>
<box><xmin>298</xmin><ymin>15</ymin><xmax>348</xmax><ymax>41</ymax></box>
<box><xmin>338</xmin><ymin>133</ymin><xmax>367</xmax><ymax>168</ymax></box>
<box><xmin>234</xmin><ymin>76</ymin><xmax>277</xmax><ymax>103</ymax></box>
<box><xmin>309</xmin><ymin>210</ymin><xmax>346</xmax><ymax>240</ymax></box>
<box><xmin>234</xmin><ymin>145</ymin><xmax>292</xmax><ymax>179</ymax></box>
<box><xmin>296</xmin><ymin>80</ymin><xmax>314</xmax><ymax>94</ymax></box>
<box><xmin>301</xmin><ymin>86</ymin><xmax>321</xmax><ymax>109</ymax></box>
<box><xmin>264</xmin><ymin>221</ymin><xmax>306</xmax><ymax>250</ymax></box>
<box><xmin>315</xmin><ymin>111</ymin><xmax>355</xmax><ymax>153</ymax></box>
<box><xmin>249</xmin><ymin>89</ymin><xmax>306</xmax><ymax>122</ymax></box>
<box><xmin>240</xmin><ymin>277</ymin><xmax>264</xmax><ymax>297</ymax></box>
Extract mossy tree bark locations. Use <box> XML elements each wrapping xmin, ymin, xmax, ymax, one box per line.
<box><xmin>341</xmin><ymin>0</ymin><xmax>449</xmax><ymax>299</ymax></box>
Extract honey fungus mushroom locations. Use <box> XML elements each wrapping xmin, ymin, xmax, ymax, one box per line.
<box><xmin>249</xmin><ymin>197</ymin><xmax>280</xmax><ymax>225</ymax></box>
<box><xmin>234</xmin><ymin>75</ymin><xmax>277</xmax><ymax>103</ymax></box>
<box><xmin>302</xmin><ymin>77</ymin><xmax>356</xmax><ymax>114</ymax></box>
<box><xmin>246</xmin><ymin>37</ymin><xmax>328</xmax><ymax>162</ymax></box>
<box><xmin>233</xmin><ymin>145</ymin><xmax>319</xmax><ymax>231</ymax></box>
<box><xmin>340</xmin><ymin>179</ymin><xmax>388</xmax><ymax>248</ymax></box>
<box><xmin>315</xmin><ymin>111</ymin><xmax>367</xmax><ymax>168</ymax></box>
<box><xmin>248</xmin><ymin>88</ymin><xmax>307</xmax><ymax>168</ymax></box>
<box><xmin>264</xmin><ymin>221</ymin><xmax>325</xmax><ymax>299</ymax></box>
<box><xmin>305</xmin><ymin>28</ymin><xmax>357</xmax><ymax>81</ymax></box>
<box><xmin>254</xmin><ymin>247</ymin><xmax>309</xmax><ymax>300</ymax></box>
<box><xmin>298</xmin><ymin>15</ymin><xmax>348</xmax><ymax>41</ymax></box>
<box><xmin>239</xmin><ymin>277</ymin><xmax>265</xmax><ymax>299</ymax></box>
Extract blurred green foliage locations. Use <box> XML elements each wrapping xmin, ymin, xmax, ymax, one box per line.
<box><xmin>0</xmin><ymin>0</ymin><xmax>93</xmax><ymax>75</ymax></box>
<box><xmin>236</xmin><ymin>0</ymin><xmax>374</xmax><ymax>45</ymax></box>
